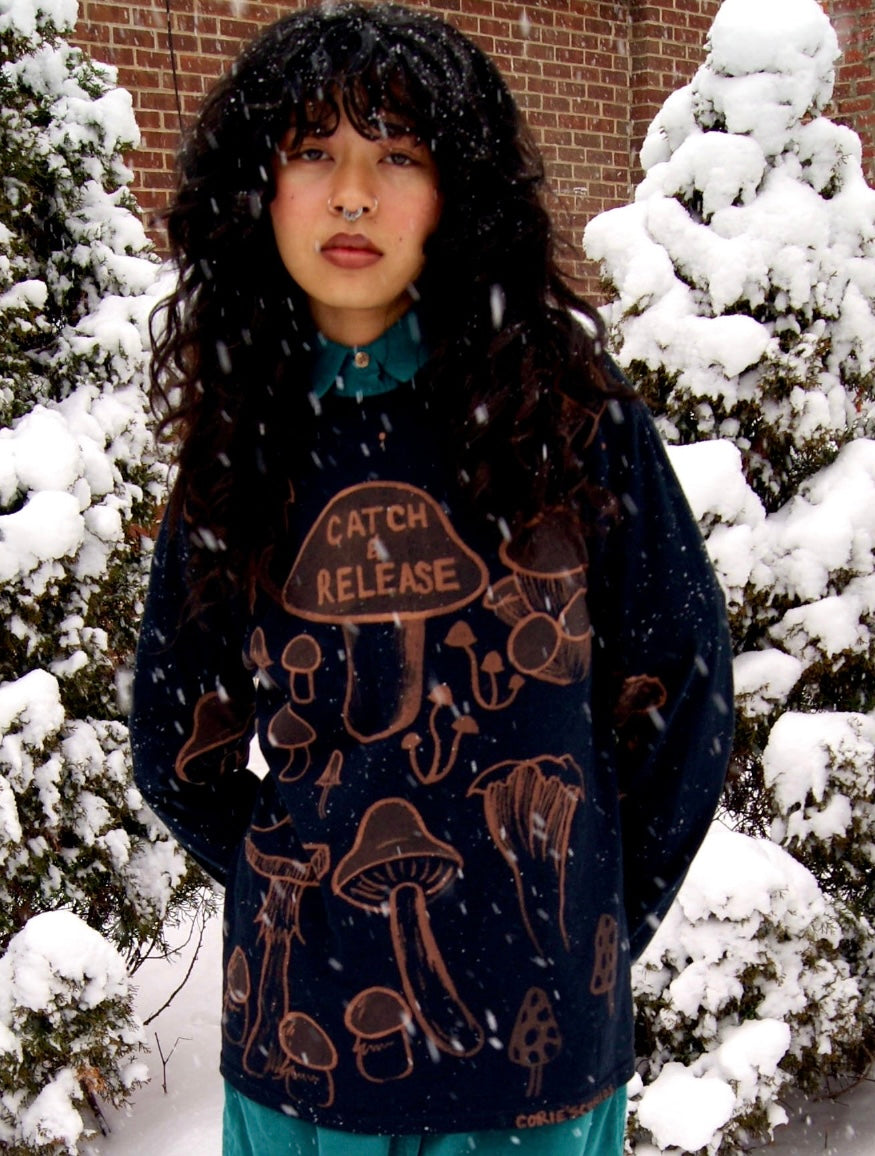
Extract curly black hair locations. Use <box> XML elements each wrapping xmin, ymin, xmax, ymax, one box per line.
<box><xmin>150</xmin><ymin>1</ymin><xmax>625</xmax><ymax>609</ymax></box>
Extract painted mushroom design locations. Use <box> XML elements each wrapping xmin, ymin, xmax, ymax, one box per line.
<box><xmin>332</xmin><ymin>798</ymin><xmax>484</xmax><ymax>1058</ymax></box>
<box><xmin>487</xmin><ymin>510</ymin><xmax>592</xmax><ymax>686</ymax></box>
<box><xmin>223</xmin><ymin>946</ymin><xmax>251</xmax><ymax>1046</ymax></box>
<box><xmin>282</xmin><ymin>482</ymin><xmax>489</xmax><ymax>743</ymax></box>
<box><xmin>282</xmin><ymin>634</ymin><xmax>322</xmax><ymax>704</ymax></box>
<box><xmin>277</xmin><ymin>1012</ymin><xmax>337</xmax><ymax>1107</ymax></box>
<box><xmin>242</xmin><ymin>836</ymin><xmax>330</xmax><ymax>1077</ymax></box>
<box><xmin>246</xmin><ymin>626</ymin><xmax>276</xmax><ymax>688</ymax></box>
<box><xmin>343</xmin><ymin>986</ymin><xmax>414</xmax><ymax>1083</ymax></box>
<box><xmin>315</xmin><ymin>749</ymin><xmax>344</xmax><ymax>818</ymax></box>
<box><xmin>175</xmin><ymin>690</ymin><xmax>254</xmax><ymax>783</ymax></box>
<box><xmin>509</xmin><ymin>986</ymin><xmax>562</xmax><ymax>1098</ymax></box>
<box><xmin>467</xmin><ymin>755</ymin><xmax>583</xmax><ymax>954</ymax></box>
<box><xmin>443</xmin><ymin>621</ymin><xmax>525</xmax><ymax>711</ymax></box>
<box><xmin>401</xmin><ymin>683</ymin><xmax>480</xmax><ymax>785</ymax></box>
<box><xmin>266</xmin><ymin>703</ymin><xmax>316</xmax><ymax>782</ymax></box>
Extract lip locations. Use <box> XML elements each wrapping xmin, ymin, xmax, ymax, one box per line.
<box><xmin>319</xmin><ymin>233</ymin><xmax>383</xmax><ymax>270</ymax></box>
<box><xmin>321</xmin><ymin>233</ymin><xmax>381</xmax><ymax>253</ymax></box>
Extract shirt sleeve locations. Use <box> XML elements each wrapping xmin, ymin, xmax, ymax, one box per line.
<box><xmin>130</xmin><ymin>509</ymin><xmax>260</xmax><ymax>886</ymax></box>
<box><xmin>587</xmin><ymin>396</ymin><xmax>734</xmax><ymax>960</ymax></box>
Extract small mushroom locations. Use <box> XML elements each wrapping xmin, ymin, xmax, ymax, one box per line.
<box><xmin>444</xmin><ymin>623</ymin><xmax>525</xmax><ymax>710</ymax></box>
<box><xmin>282</xmin><ymin>482</ymin><xmax>489</xmax><ymax>742</ymax></box>
<box><xmin>333</xmin><ymin>798</ymin><xmax>484</xmax><ymax>1057</ymax></box>
<box><xmin>282</xmin><ymin>634</ymin><xmax>322</xmax><ymax>703</ymax></box>
<box><xmin>266</xmin><ymin>703</ymin><xmax>316</xmax><ymax>782</ymax></box>
<box><xmin>277</xmin><ymin>1012</ymin><xmax>337</xmax><ymax>1107</ymax></box>
<box><xmin>344</xmin><ymin>987</ymin><xmax>414</xmax><ymax>1083</ymax></box>
<box><xmin>223</xmin><ymin>946</ymin><xmax>251</xmax><ymax>1046</ymax></box>
<box><xmin>246</xmin><ymin>627</ymin><xmax>276</xmax><ymax>688</ymax></box>
<box><xmin>508</xmin><ymin>987</ymin><xmax>562</xmax><ymax>1098</ymax></box>
<box><xmin>315</xmin><ymin>749</ymin><xmax>344</xmax><ymax>818</ymax></box>
<box><xmin>401</xmin><ymin>685</ymin><xmax>479</xmax><ymax>785</ymax></box>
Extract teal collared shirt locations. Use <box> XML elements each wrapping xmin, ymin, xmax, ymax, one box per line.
<box><xmin>310</xmin><ymin>311</ymin><xmax>428</xmax><ymax>399</ymax></box>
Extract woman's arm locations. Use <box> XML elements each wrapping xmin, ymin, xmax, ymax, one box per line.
<box><xmin>588</xmin><ymin>397</ymin><xmax>734</xmax><ymax>959</ymax></box>
<box><xmin>130</xmin><ymin>511</ymin><xmax>259</xmax><ymax>886</ymax></box>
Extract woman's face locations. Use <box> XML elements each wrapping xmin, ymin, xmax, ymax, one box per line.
<box><xmin>270</xmin><ymin>113</ymin><xmax>442</xmax><ymax>347</ymax></box>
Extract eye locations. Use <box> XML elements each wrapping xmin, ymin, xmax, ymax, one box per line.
<box><xmin>383</xmin><ymin>151</ymin><xmax>416</xmax><ymax>167</ymax></box>
<box><xmin>294</xmin><ymin>146</ymin><xmax>331</xmax><ymax>162</ymax></box>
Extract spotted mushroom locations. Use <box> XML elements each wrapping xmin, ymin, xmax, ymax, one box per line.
<box><xmin>332</xmin><ymin>798</ymin><xmax>484</xmax><ymax>1057</ymax></box>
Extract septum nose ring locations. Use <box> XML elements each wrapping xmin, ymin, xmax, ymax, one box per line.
<box><xmin>328</xmin><ymin>196</ymin><xmax>378</xmax><ymax>223</ymax></box>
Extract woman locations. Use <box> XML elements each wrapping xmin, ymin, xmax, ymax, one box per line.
<box><xmin>132</xmin><ymin>5</ymin><xmax>733</xmax><ymax>1153</ymax></box>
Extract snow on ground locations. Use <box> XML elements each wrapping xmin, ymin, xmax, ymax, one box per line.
<box><xmin>83</xmin><ymin>915</ymin><xmax>224</xmax><ymax>1156</ymax></box>
<box><xmin>83</xmin><ymin>909</ymin><xmax>875</xmax><ymax>1156</ymax></box>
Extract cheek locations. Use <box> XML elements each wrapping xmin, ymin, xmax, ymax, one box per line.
<box><xmin>425</xmin><ymin>189</ymin><xmax>443</xmax><ymax>236</ymax></box>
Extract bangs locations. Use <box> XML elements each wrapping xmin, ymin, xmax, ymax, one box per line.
<box><xmin>273</xmin><ymin>10</ymin><xmax>443</xmax><ymax>151</ymax></box>
<box><xmin>283</xmin><ymin>71</ymin><xmax>430</xmax><ymax>150</ymax></box>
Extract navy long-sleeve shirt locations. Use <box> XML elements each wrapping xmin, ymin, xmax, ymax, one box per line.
<box><xmin>131</xmin><ymin>361</ymin><xmax>732</xmax><ymax>1134</ymax></box>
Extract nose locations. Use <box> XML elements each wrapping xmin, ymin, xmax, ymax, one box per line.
<box><xmin>327</xmin><ymin>157</ymin><xmax>378</xmax><ymax>221</ymax></box>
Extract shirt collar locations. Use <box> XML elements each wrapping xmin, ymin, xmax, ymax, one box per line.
<box><xmin>310</xmin><ymin>311</ymin><xmax>428</xmax><ymax>399</ymax></box>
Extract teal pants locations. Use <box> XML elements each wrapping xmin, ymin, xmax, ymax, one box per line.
<box><xmin>223</xmin><ymin>1083</ymin><xmax>627</xmax><ymax>1155</ymax></box>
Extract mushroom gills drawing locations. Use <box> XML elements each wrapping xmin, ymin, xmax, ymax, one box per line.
<box><xmin>467</xmin><ymin>755</ymin><xmax>583</xmax><ymax>953</ymax></box>
<box><xmin>333</xmin><ymin>798</ymin><xmax>484</xmax><ymax>1058</ymax></box>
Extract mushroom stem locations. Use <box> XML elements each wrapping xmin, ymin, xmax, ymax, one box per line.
<box><xmin>342</xmin><ymin>620</ymin><xmax>425</xmax><ymax>743</ymax></box>
<box><xmin>389</xmin><ymin>881</ymin><xmax>483</xmax><ymax>1058</ymax></box>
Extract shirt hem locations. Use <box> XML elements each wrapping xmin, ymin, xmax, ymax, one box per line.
<box><xmin>219</xmin><ymin>1059</ymin><xmax>633</xmax><ymax>1136</ymax></box>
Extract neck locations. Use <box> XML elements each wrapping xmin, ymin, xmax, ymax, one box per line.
<box><xmin>309</xmin><ymin>298</ymin><xmax>412</xmax><ymax>347</ymax></box>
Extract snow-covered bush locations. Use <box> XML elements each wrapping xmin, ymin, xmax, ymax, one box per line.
<box><xmin>585</xmin><ymin>0</ymin><xmax>875</xmax><ymax>513</ymax></box>
<box><xmin>584</xmin><ymin>0</ymin><xmax>875</xmax><ymax>1148</ymax></box>
<box><xmin>627</xmin><ymin>825</ymin><xmax>861</xmax><ymax>1155</ymax></box>
<box><xmin>0</xmin><ymin>911</ymin><xmax>147</xmax><ymax>1154</ymax></box>
<box><xmin>0</xmin><ymin>0</ymin><xmax>202</xmax><ymax>1146</ymax></box>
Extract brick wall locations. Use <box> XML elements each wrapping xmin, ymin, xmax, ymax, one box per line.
<box><xmin>828</xmin><ymin>0</ymin><xmax>875</xmax><ymax>185</ymax></box>
<box><xmin>71</xmin><ymin>0</ymin><xmax>874</xmax><ymax>297</ymax></box>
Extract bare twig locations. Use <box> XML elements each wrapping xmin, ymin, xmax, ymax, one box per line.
<box><xmin>143</xmin><ymin>905</ymin><xmax>210</xmax><ymax>1026</ymax></box>
<box><xmin>154</xmin><ymin>1033</ymin><xmax>192</xmax><ymax>1095</ymax></box>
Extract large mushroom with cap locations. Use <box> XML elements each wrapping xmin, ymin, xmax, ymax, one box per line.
<box><xmin>332</xmin><ymin>798</ymin><xmax>483</xmax><ymax>1058</ymax></box>
<box><xmin>282</xmin><ymin>482</ymin><xmax>489</xmax><ymax>742</ymax></box>
<box><xmin>174</xmin><ymin>690</ymin><xmax>254</xmax><ymax>783</ymax></box>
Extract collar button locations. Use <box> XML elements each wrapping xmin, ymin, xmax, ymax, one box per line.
<box><xmin>353</xmin><ymin>351</ymin><xmax>370</xmax><ymax>369</ymax></box>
